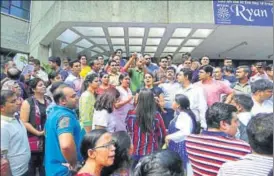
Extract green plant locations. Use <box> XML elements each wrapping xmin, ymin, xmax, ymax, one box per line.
<box><xmin>42</xmin><ymin>62</ymin><xmax>52</xmax><ymax>74</ymax></box>
<box><xmin>19</xmin><ymin>56</ymin><xmax>28</xmax><ymax>65</ymax></box>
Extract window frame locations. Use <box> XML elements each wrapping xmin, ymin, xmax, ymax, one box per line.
<box><xmin>0</xmin><ymin>0</ymin><xmax>31</xmax><ymax>21</ymax></box>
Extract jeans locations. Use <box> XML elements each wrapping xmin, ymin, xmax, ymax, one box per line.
<box><xmin>161</xmin><ymin>108</ymin><xmax>175</xmax><ymax>128</ymax></box>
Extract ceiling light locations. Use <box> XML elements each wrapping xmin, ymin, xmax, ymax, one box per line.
<box><xmin>75</xmin><ymin>39</ymin><xmax>93</xmax><ymax>48</ymax></box>
<box><xmin>192</xmin><ymin>29</ymin><xmax>213</xmax><ymax>38</ymax></box>
<box><xmin>113</xmin><ymin>46</ymin><xmax>126</xmax><ymax>51</ymax></box>
<box><xmin>76</xmin><ymin>47</ymin><xmax>84</xmax><ymax>53</ymax></box>
<box><xmin>163</xmin><ymin>47</ymin><xmax>178</xmax><ymax>52</ymax></box>
<box><xmin>92</xmin><ymin>47</ymin><xmax>104</xmax><ymax>53</ymax></box>
<box><xmin>57</xmin><ymin>29</ymin><xmax>80</xmax><ymax>43</ymax></box>
<box><xmin>172</xmin><ymin>28</ymin><xmax>192</xmax><ymax>37</ymax></box>
<box><xmin>111</xmin><ymin>38</ymin><xmax>125</xmax><ymax>45</ymax></box>
<box><xmin>108</xmin><ymin>27</ymin><xmax>124</xmax><ymax>36</ymax></box>
<box><xmin>129</xmin><ymin>46</ymin><xmax>142</xmax><ymax>52</ymax></box>
<box><xmin>184</xmin><ymin>39</ymin><xmax>203</xmax><ymax>46</ymax></box>
<box><xmin>73</xmin><ymin>27</ymin><xmax>105</xmax><ymax>36</ymax></box>
<box><xmin>167</xmin><ymin>39</ymin><xmax>184</xmax><ymax>46</ymax></box>
<box><xmin>148</xmin><ymin>28</ymin><xmax>166</xmax><ymax>37</ymax></box>
<box><xmin>128</xmin><ymin>27</ymin><xmax>145</xmax><ymax>36</ymax></box>
<box><xmin>129</xmin><ymin>38</ymin><xmax>143</xmax><ymax>45</ymax></box>
<box><xmin>145</xmin><ymin>46</ymin><xmax>158</xmax><ymax>52</ymax></box>
<box><xmin>146</xmin><ymin>38</ymin><xmax>161</xmax><ymax>45</ymax></box>
<box><xmin>90</xmin><ymin>38</ymin><xmax>108</xmax><ymax>45</ymax></box>
<box><xmin>179</xmin><ymin>47</ymin><xmax>195</xmax><ymax>53</ymax></box>
<box><xmin>60</xmin><ymin>43</ymin><xmax>68</xmax><ymax>49</ymax></box>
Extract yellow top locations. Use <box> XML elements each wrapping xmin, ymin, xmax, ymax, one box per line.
<box><xmin>80</xmin><ymin>65</ymin><xmax>91</xmax><ymax>79</ymax></box>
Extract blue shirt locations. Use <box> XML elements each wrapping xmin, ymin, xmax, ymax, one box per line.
<box><xmin>44</xmin><ymin>105</ymin><xmax>82</xmax><ymax>176</ymax></box>
<box><xmin>159</xmin><ymin>81</ymin><xmax>182</xmax><ymax>109</ymax></box>
<box><xmin>146</xmin><ymin>63</ymin><xmax>159</xmax><ymax>73</ymax></box>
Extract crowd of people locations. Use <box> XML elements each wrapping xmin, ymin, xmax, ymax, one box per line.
<box><xmin>1</xmin><ymin>49</ymin><xmax>273</xmax><ymax>176</ymax></box>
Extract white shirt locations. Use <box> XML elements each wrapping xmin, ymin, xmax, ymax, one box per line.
<box><xmin>238</xmin><ymin>112</ymin><xmax>252</xmax><ymax>126</ymax></box>
<box><xmin>1</xmin><ymin>115</ymin><xmax>31</xmax><ymax>176</ymax></box>
<box><xmin>218</xmin><ymin>154</ymin><xmax>273</xmax><ymax>176</ymax></box>
<box><xmin>112</xmin><ymin>86</ymin><xmax>134</xmax><ymax>131</ymax></box>
<box><xmin>92</xmin><ymin>109</ymin><xmax>116</xmax><ymax>132</ymax></box>
<box><xmin>64</xmin><ymin>73</ymin><xmax>82</xmax><ymax>95</ymax></box>
<box><xmin>159</xmin><ymin>81</ymin><xmax>182</xmax><ymax>109</ymax></box>
<box><xmin>176</xmin><ymin>84</ymin><xmax>208</xmax><ymax>129</ymax></box>
<box><xmin>168</xmin><ymin>111</ymin><xmax>193</xmax><ymax>142</ymax></box>
<box><xmin>251</xmin><ymin>97</ymin><xmax>273</xmax><ymax>116</ymax></box>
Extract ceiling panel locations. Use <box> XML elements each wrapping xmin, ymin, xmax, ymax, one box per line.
<box><xmin>73</xmin><ymin>27</ymin><xmax>105</xmax><ymax>36</ymax></box>
<box><xmin>53</xmin><ymin>23</ymin><xmax>272</xmax><ymax>61</ymax></box>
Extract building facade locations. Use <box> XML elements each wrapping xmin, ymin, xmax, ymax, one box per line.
<box><xmin>1</xmin><ymin>1</ymin><xmax>273</xmax><ymax>66</ymax></box>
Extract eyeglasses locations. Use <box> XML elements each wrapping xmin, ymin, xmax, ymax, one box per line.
<box><xmin>91</xmin><ymin>140</ymin><xmax>115</xmax><ymax>150</ymax></box>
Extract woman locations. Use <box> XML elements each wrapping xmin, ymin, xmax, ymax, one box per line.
<box><xmin>20</xmin><ymin>78</ymin><xmax>51</xmax><ymax>176</ymax></box>
<box><xmin>93</xmin><ymin>88</ymin><xmax>120</xmax><ymax>132</ymax></box>
<box><xmin>133</xmin><ymin>150</ymin><xmax>183</xmax><ymax>176</ymax></box>
<box><xmin>135</xmin><ymin>72</ymin><xmax>165</xmax><ymax>112</ymax></box>
<box><xmin>101</xmin><ymin>131</ymin><xmax>133</xmax><ymax>176</ymax></box>
<box><xmin>45</xmin><ymin>71</ymin><xmax>62</xmax><ymax>100</ymax></box>
<box><xmin>112</xmin><ymin>73</ymin><xmax>134</xmax><ymax>131</ymax></box>
<box><xmin>96</xmin><ymin>72</ymin><xmax>115</xmax><ymax>95</ymax></box>
<box><xmin>76</xmin><ymin>129</ymin><xmax>116</xmax><ymax>176</ymax></box>
<box><xmin>79</xmin><ymin>73</ymin><xmax>99</xmax><ymax>134</ymax></box>
<box><xmin>165</xmin><ymin>94</ymin><xmax>198</xmax><ymax>175</ymax></box>
<box><xmin>126</xmin><ymin>88</ymin><xmax>166</xmax><ymax>165</ymax></box>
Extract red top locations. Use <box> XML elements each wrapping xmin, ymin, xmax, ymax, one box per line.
<box><xmin>96</xmin><ymin>85</ymin><xmax>115</xmax><ymax>95</ymax></box>
<box><xmin>76</xmin><ymin>173</ymin><xmax>94</xmax><ymax>176</ymax></box>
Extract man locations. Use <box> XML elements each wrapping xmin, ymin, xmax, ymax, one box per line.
<box><xmin>2</xmin><ymin>67</ymin><xmax>28</xmax><ymax>99</ymax></box>
<box><xmin>123</xmin><ymin>53</ymin><xmax>146</xmax><ymax>94</ymax></box>
<box><xmin>223</xmin><ymin>57</ymin><xmax>233</xmax><ymax>67</ymax></box>
<box><xmin>230</xmin><ymin>94</ymin><xmax>253</xmax><ymax>142</ymax></box>
<box><xmin>154</xmin><ymin>57</ymin><xmax>168</xmax><ymax>86</ymax></box>
<box><xmin>200</xmin><ymin>55</ymin><xmax>210</xmax><ymax>66</ymax></box>
<box><xmin>195</xmin><ymin>65</ymin><xmax>234</xmax><ymax>107</ymax></box>
<box><xmin>265</xmin><ymin>64</ymin><xmax>273</xmax><ymax>82</ymax></box>
<box><xmin>191</xmin><ymin>58</ymin><xmax>200</xmax><ymax>83</ymax></box>
<box><xmin>250</xmin><ymin>79</ymin><xmax>273</xmax><ymax>115</ymax></box>
<box><xmin>44</xmin><ymin>85</ymin><xmax>81</xmax><ymax>175</ymax></box>
<box><xmin>62</xmin><ymin>56</ymin><xmax>71</xmax><ymax>73</ymax></box>
<box><xmin>108</xmin><ymin>60</ymin><xmax>120</xmax><ymax>86</ymax></box>
<box><xmin>159</xmin><ymin>67</ymin><xmax>182</xmax><ymax>127</ymax></box>
<box><xmin>214</xmin><ymin>67</ymin><xmax>230</xmax><ymax>86</ymax></box>
<box><xmin>115</xmin><ymin>48</ymin><xmax>127</xmax><ymax>67</ymax></box>
<box><xmin>218</xmin><ymin>113</ymin><xmax>273</xmax><ymax>176</ymax></box>
<box><xmin>232</xmin><ymin>65</ymin><xmax>251</xmax><ymax>94</ymax></box>
<box><xmin>1</xmin><ymin>59</ymin><xmax>16</xmax><ymax>80</ymax></box>
<box><xmin>78</xmin><ymin>54</ymin><xmax>91</xmax><ymax>79</ymax></box>
<box><xmin>48</xmin><ymin>56</ymin><xmax>69</xmax><ymax>81</ymax></box>
<box><xmin>185</xmin><ymin>103</ymin><xmax>251</xmax><ymax>176</ymax></box>
<box><xmin>97</xmin><ymin>55</ymin><xmax>105</xmax><ymax>71</ymax></box>
<box><xmin>222</xmin><ymin>66</ymin><xmax>237</xmax><ymax>84</ymax></box>
<box><xmin>1</xmin><ymin>90</ymin><xmax>30</xmax><ymax>176</ymax></box>
<box><xmin>176</xmin><ymin>56</ymin><xmax>192</xmax><ymax>72</ymax></box>
<box><xmin>144</xmin><ymin>54</ymin><xmax>159</xmax><ymax>73</ymax></box>
<box><xmin>250</xmin><ymin>61</ymin><xmax>268</xmax><ymax>82</ymax></box>
<box><xmin>176</xmin><ymin>68</ymin><xmax>208</xmax><ymax>129</ymax></box>
<box><xmin>31</xmin><ymin>59</ymin><xmax>48</xmax><ymax>82</ymax></box>
<box><xmin>166</xmin><ymin>54</ymin><xmax>177</xmax><ymax>70</ymax></box>
<box><xmin>64</xmin><ymin>59</ymin><xmax>82</xmax><ymax>97</ymax></box>
<box><xmin>87</xmin><ymin>59</ymin><xmax>101</xmax><ymax>77</ymax></box>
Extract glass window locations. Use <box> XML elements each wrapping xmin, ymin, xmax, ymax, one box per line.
<box><xmin>1</xmin><ymin>1</ymin><xmax>10</xmax><ymax>8</ymax></box>
<box><xmin>11</xmin><ymin>0</ymin><xmax>21</xmax><ymax>7</ymax></box>
<box><xmin>1</xmin><ymin>0</ymin><xmax>30</xmax><ymax>20</ymax></box>
<box><xmin>10</xmin><ymin>6</ymin><xmax>29</xmax><ymax>20</ymax></box>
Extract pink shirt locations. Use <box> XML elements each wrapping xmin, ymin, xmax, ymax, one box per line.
<box><xmin>194</xmin><ymin>79</ymin><xmax>233</xmax><ymax>107</ymax></box>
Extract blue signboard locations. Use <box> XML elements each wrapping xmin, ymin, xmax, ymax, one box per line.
<box><xmin>213</xmin><ymin>1</ymin><xmax>273</xmax><ymax>26</ymax></box>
